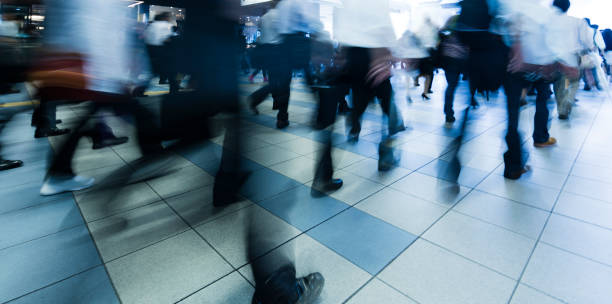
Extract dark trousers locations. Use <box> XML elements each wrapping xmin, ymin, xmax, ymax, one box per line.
<box><xmin>344</xmin><ymin>48</ymin><xmax>393</xmax><ymax>136</ymax></box>
<box><xmin>503</xmin><ymin>73</ymin><xmax>525</xmax><ymax>176</ymax></box>
<box><xmin>313</xmin><ymin>85</ymin><xmax>348</xmax><ymax>183</ymax></box>
<box><xmin>442</xmin><ymin>57</ymin><xmax>465</xmax><ymax>118</ymax></box>
<box><xmin>272</xmin><ymin>34</ymin><xmax>312</xmax><ymax>122</ymax></box>
<box><xmin>532</xmin><ymin>80</ymin><xmax>552</xmax><ymax>144</ymax></box>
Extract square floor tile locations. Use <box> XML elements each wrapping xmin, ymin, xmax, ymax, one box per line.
<box><xmin>454</xmin><ymin>190</ymin><xmax>549</xmax><ymax>239</ymax></box>
<box><xmin>510</xmin><ymin>284</ymin><xmax>563</xmax><ymax>304</ymax></box>
<box><xmin>343</xmin><ymin>158</ymin><xmax>412</xmax><ymax>185</ymax></box>
<box><xmin>0</xmin><ymin>225</ymin><xmax>102</xmax><ymax>303</ymax></box>
<box><xmin>379</xmin><ymin>239</ymin><xmax>516</xmax><ymax>304</ymax></box>
<box><xmin>336</xmin><ymin>140</ymin><xmax>380</xmax><ymax>158</ymax></box>
<box><xmin>146</xmin><ymin>165</ymin><xmax>214</xmax><ymax>199</ymax></box>
<box><xmin>319</xmin><ymin>171</ymin><xmax>385</xmax><ymax>205</ymax></box>
<box><xmin>279</xmin><ymin>137</ymin><xmax>325</xmax><ymax>156</ymax></box>
<box><xmin>88</xmin><ymin>201</ymin><xmax>189</xmax><ymax>261</ymax></box>
<box><xmin>269</xmin><ymin>156</ymin><xmax>317</xmax><ymax>184</ymax></box>
<box><xmin>165</xmin><ymin>185</ymin><xmax>251</xmax><ymax>228</ymax></box>
<box><xmin>106</xmin><ymin>230</ymin><xmax>233</xmax><ymax>304</ymax></box>
<box><xmin>563</xmin><ymin>175</ymin><xmax>612</xmax><ymax>203</ymax></box>
<box><xmin>355</xmin><ymin>188</ymin><xmax>447</xmax><ymax>236</ymax></box>
<box><xmin>541</xmin><ymin>214</ymin><xmax>612</xmax><ymax>266</ymax></box>
<box><xmin>9</xmin><ymin>266</ymin><xmax>118</xmax><ymax>304</ymax></box>
<box><xmin>76</xmin><ymin>182</ymin><xmax>161</xmax><ymax>222</ymax></box>
<box><xmin>554</xmin><ymin>192</ymin><xmax>612</xmax><ymax>230</ymax></box>
<box><xmin>0</xmin><ymin>198</ymin><xmax>83</xmax><ymax>250</ymax></box>
<box><xmin>196</xmin><ymin>205</ymin><xmax>301</xmax><ymax>267</ymax></box>
<box><xmin>239</xmin><ymin>234</ymin><xmax>372</xmax><ymax>304</ymax></box>
<box><xmin>180</xmin><ymin>272</ymin><xmax>254</xmax><ymax>304</ymax></box>
<box><xmin>477</xmin><ymin>175</ymin><xmax>559</xmax><ymax>211</ymax></box>
<box><xmin>240</xmin><ymin>168</ymin><xmax>301</xmax><ymax>203</ymax></box>
<box><xmin>307</xmin><ymin>149</ymin><xmax>367</xmax><ymax>170</ymax></box>
<box><xmin>0</xmin><ymin>181</ymin><xmax>73</xmax><ymax>215</ymax></box>
<box><xmin>424</xmin><ymin>211</ymin><xmax>535</xmax><ymax>279</ymax></box>
<box><xmin>308</xmin><ymin>208</ymin><xmax>417</xmax><ymax>275</ymax></box>
<box><xmin>73</xmin><ymin>148</ymin><xmax>126</xmax><ymax>172</ymax></box>
<box><xmin>571</xmin><ymin>162</ymin><xmax>612</xmax><ymax>184</ymax></box>
<box><xmin>244</xmin><ymin>145</ymin><xmax>301</xmax><ymax>167</ymax></box>
<box><xmin>521</xmin><ymin>243</ymin><xmax>612</xmax><ymax>303</ymax></box>
<box><xmin>418</xmin><ymin>159</ymin><xmax>490</xmax><ymax>188</ymax></box>
<box><xmin>493</xmin><ymin>166</ymin><xmax>567</xmax><ymax>190</ymax></box>
<box><xmin>391</xmin><ymin>172</ymin><xmax>471</xmax><ymax>207</ymax></box>
<box><xmin>346</xmin><ymin>279</ymin><xmax>417</xmax><ymax>304</ymax></box>
<box><xmin>394</xmin><ymin>150</ymin><xmax>436</xmax><ymax>171</ymax></box>
<box><xmin>258</xmin><ymin>185</ymin><xmax>348</xmax><ymax>231</ymax></box>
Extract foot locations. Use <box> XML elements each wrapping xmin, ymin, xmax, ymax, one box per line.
<box><xmin>295</xmin><ymin>273</ymin><xmax>325</xmax><ymax>304</ymax></box>
<box><xmin>421</xmin><ymin>93</ymin><xmax>430</xmax><ymax>101</ymax></box>
<box><xmin>34</xmin><ymin>128</ymin><xmax>70</xmax><ymax>138</ymax></box>
<box><xmin>277</xmin><ymin>120</ymin><xmax>289</xmax><ymax>129</ymax></box>
<box><xmin>0</xmin><ymin>159</ymin><xmax>23</xmax><ymax>171</ymax></box>
<box><xmin>92</xmin><ymin>136</ymin><xmax>129</xmax><ymax>150</ymax></box>
<box><xmin>40</xmin><ymin>174</ymin><xmax>95</xmax><ymax>196</ymax></box>
<box><xmin>213</xmin><ymin>171</ymin><xmax>251</xmax><ymax>207</ymax></box>
<box><xmin>378</xmin><ymin>145</ymin><xmax>398</xmax><ymax>172</ymax></box>
<box><xmin>503</xmin><ymin>166</ymin><xmax>530</xmax><ymax>180</ymax></box>
<box><xmin>534</xmin><ymin>137</ymin><xmax>557</xmax><ymax>148</ymax></box>
<box><xmin>558</xmin><ymin>114</ymin><xmax>569</xmax><ymax>120</ymax></box>
<box><xmin>348</xmin><ymin>132</ymin><xmax>359</xmax><ymax>143</ymax></box>
<box><xmin>311</xmin><ymin>178</ymin><xmax>343</xmax><ymax>196</ymax></box>
<box><xmin>445</xmin><ymin>116</ymin><xmax>456</xmax><ymax>123</ymax></box>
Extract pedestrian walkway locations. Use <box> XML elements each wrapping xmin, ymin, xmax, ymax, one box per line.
<box><xmin>2</xmin><ymin>75</ymin><xmax>612</xmax><ymax>303</ymax></box>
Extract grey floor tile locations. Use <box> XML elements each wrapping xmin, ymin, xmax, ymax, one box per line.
<box><xmin>165</xmin><ymin>185</ymin><xmax>252</xmax><ymax>227</ymax></box>
<box><xmin>306</xmin><ymin>149</ymin><xmax>367</xmax><ymax>170</ymax></box>
<box><xmin>279</xmin><ymin>137</ymin><xmax>325</xmax><ymax>156</ymax></box>
<box><xmin>72</xmin><ymin>148</ymin><xmax>126</xmax><ymax>172</ymax></box>
<box><xmin>493</xmin><ymin>166</ymin><xmax>568</xmax><ymax>190</ymax></box>
<box><xmin>239</xmin><ymin>234</ymin><xmax>372</xmax><ymax>304</ymax></box>
<box><xmin>322</xmin><ymin>171</ymin><xmax>385</xmax><ymax>205</ymax></box>
<box><xmin>355</xmin><ymin>188</ymin><xmax>447</xmax><ymax>236</ymax></box>
<box><xmin>454</xmin><ymin>190</ymin><xmax>549</xmax><ymax>239</ymax></box>
<box><xmin>390</xmin><ymin>172</ymin><xmax>471</xmax><ymax>207</ymax></box>
<box><xmin>244</xmin><ymin>145</ymin><xmax>301</xmax><ymax>167</ymax></box>
<box><xmin>0</xmin><ymin>198</ymin><xmax>83</xmax><ymax>250</ymax></box>
<box><xmin>146</xmin><ymin>165</ymin><xmax>215</xmax><ymax>199</ymax></box>
<box><xmin>346</xmin><ymin>279</ymin><xmax>417</xmax><ymax>304</ymax></box>
<box><xmin>179</xmin><ymin>272</ymin><xmax>254</xmax><ymax>304</ymax></box>
<box><xmin>541</xmin><ymin>214</ymin><xmax>612</xmax><ymax>266</ymax></box>
<box><xmin>477</xmin><ymin>175</ymin><xmax>559</xmax><ymax>211</ymax></box>
<box><xmin>0</xmin><ymin>181</ymin><xmax>73</xmax><ymax>215</ymax></box>
<box><xmin>106</xmin><ymin>230</ymin><xmax>233</xmax><ymax>304</ymax></box>
<box><xmin>379</xmin><ymin>239</ymin><xmax>516</xmax><ymax>304</ymax></box>
<box><xmin>269</xmin><ymin>156</ymin><xmax>317</xmax><ymax>184</ymax></box>
<box><xmin>342</xmin><ymin>158</ymin><xmax>412</xmax><ymax>186</ymax></box>
<box><xmin>76</xmin><ymin>182</ymin><xmax>161</xmax><ymax>222</ymax></box>
<box><xmin>423</xmin><ymin>211</ymin><xmax>535</xmax><ymax>279</ymax></box>
<box><xmin>563</xmin><ymin>175</ymin><xmax>612</xmax><ymax>203</ymax></box>
<box><xmin>9</xmin><ymin>266</ymin><xmax>119</xmax><ymax>304</ymax></box>
<box><xmin>88</xmin><ymin>201</ymin><xmax>189</xmax><ymax>262</ymax></box>
<box><xmin>0</xmin><ymin>225</ymin><xmax>102</xmax><ymax>303</ymax></box>
<box><xmin>196</xmin><ymin>205</ymin><xmax>301</xmax><ymax>267</ymax></box>
<box><xmin>521</xmin><ymin>243</ymin><xmax>612</xmax><ymax>303</ymax></box>
<box><xmin>554</xmin><ymin>191</ymin><xmax>612</xmax><ymax>230</ymax></box>
<box><xmin>571</xmin><ymin>162</ymin><xmax>612</xmax><ymax>184</ymax></box>
<box><xmin>510</xmin><ymin>284</ymin><xmax>564</xmax><ymax>304</ymax></box>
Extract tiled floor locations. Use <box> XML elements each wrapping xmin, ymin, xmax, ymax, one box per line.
<box><xmin>2</xmin><ymin>74</ymin><xmax>612</xmax><ymax>304</ymax></box>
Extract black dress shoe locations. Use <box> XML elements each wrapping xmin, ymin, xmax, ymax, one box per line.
<box><xmin>312</xmin><ymin>178</ymin><xmax>343</xmax><ymax>195</ymax></box>
<box><xmin>445</xmin><ymin>116</ymin><xmax>456</xmax><ymax>123</ymax></box>
<box><xmin>558</xmin><ymin>114</ymin><xmax>569</xmax><ymax>120</ymax></box>
<box><xmin>503</xmin><ymin>166</ymin><xmax>529</xmax><ymax>180</ymax></box>
<box><xmin>276</xmin><ymin>120</ymin><xmax>289</xmax><ymax>129</ymax></box>
<box><xmin>0</xmin><ymin>159</ymin><xmax>23</xmax><ymax>171</ymax></box>
<box><xmin>34</xmin><ymin>128</ymin><xmax>70</xmax><ymax>138</ymax></box>
<box><xmin>92</xmin><ymin>136</ymin><xmax>129</xmax><ymax>150</ymax></box>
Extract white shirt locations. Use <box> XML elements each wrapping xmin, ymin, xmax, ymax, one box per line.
<box><xmin>333</xmin><ymin>0</ymin><xmax>396</xmax><ymax>48</ymax></box>
<box><xmin>276</xmin><ymin>0</ymin><xmax>323</xmax><ymax>35</ymax></box>
<box><xmin>392</xmin><ymin>31</ymin><xmax>429</xmax><ymax>59</ymax></box>
<box><xmin>546</xmin><ymin>9</ymin><xmax>593</xmax><ymax>67</ymax></box>
<box><xmin>258</xmin><ymin>8</ymin><xmax>281</xmax><ymax>45</ymax></box>
<box><xmin>144</xmin><ymin>21</ymin><xmax>173</xmax><ymax>46</ymax></box>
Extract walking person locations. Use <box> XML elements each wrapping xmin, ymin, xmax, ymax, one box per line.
<box><xmin>439</xmin><ymin>15</ymin><xmax>469</xmax><ymax>123</ymax></box>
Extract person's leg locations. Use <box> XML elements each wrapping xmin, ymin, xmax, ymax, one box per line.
<box><xmin>565</xmin><ymin>77</ymin><xmax>579</xmax><ymax>115</ymax></box>
<box><xmin>34</xmin><ymin>100</ymin><xmax>69</xmax><ymax>138</ymax></box>
<box><xmin>533</xmin><ymin>80</ymin><xmax>553</xmax><ymax>145</ymax></box>
<box><xmin>249</xmin><ymin>84</ymin><xmax>271</xmax><ymax>114</ymax></box>
<box><xmin>503</xmin><ymin>73</ymin><xmax>525</xmax><ymax>179</ymax></box>
<box><xmin>553</xmin><ymin>76</ymin><xmax>569</xmax><ymax>119</ymax></box>
<box><xmin>0</xmin><ymin>107</ymin><xmax>23</xmax><ymax>170</ymax></box>
<box><xmin>443</xmin><ymin>58</ymin><xmax>461</xmax><ymax>122</ymax></box>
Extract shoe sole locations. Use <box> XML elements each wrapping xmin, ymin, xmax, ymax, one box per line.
<box><xmin>40</xmin><ymin>179</ymin><xmax>95</xmax><ymax>196</ymax></box>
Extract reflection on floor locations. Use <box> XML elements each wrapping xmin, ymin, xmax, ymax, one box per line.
<box><xmin>2</xmin><ymin>75</ymin><xmax>612</xmax><ymax>303</ymax></box>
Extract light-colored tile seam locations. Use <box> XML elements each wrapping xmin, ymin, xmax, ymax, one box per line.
<box><xmin>537</xmin><ymin>240</ymin><xmax>612</xmax><ymax>270</ymax></box>
<box><xmin>506</xmin><ymin>95</ymin><xmax>606</xmax><ymax>304</ymax></box>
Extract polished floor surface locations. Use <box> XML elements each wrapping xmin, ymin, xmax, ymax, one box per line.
<box><xmin>2</xmin><ymin>73</ymin><xmax>612</xmax><ymax>303</ymax></box>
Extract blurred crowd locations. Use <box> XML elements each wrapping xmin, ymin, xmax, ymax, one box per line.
<box><xmin>0</xmin><ymin>0</ymin><xmax>610</xmax><ymax>303</ymax></box>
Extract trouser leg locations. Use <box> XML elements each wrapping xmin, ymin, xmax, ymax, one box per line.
<box><xmin>532</xmin><ymin>80</ymin><xmax>551</xmax><ymax>143</ymax></box>
<box><xmin>443</xmin><ymin>59</ymin><xmax>461</xmax><ymax>118</ymax></box>
<box><xmin>503</xmin><ymin>73</ymin><xmax>524</xmax><ymax>176</ymax></box>
<box><xmin>250</xmin><ymin>84</ymin><xmax>271</xmax><ymax>107</ymax></box>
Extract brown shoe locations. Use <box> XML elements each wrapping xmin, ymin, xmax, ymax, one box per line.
<box><xmin>534</xmin><ymin>137</ymin><xmax>557</xmax><ymax>148</ymax></box>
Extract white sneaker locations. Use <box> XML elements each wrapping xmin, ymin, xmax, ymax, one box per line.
<box><xmin>40</xmin><ymin>175</ymin><xmax>95</xmax><ymax>196</ymax></box>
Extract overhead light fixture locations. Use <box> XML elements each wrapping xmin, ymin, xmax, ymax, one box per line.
<box><xmin>128</xmin><ymin>1</ymin><xmax>144</xmax><ymax>8</ymax></box>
